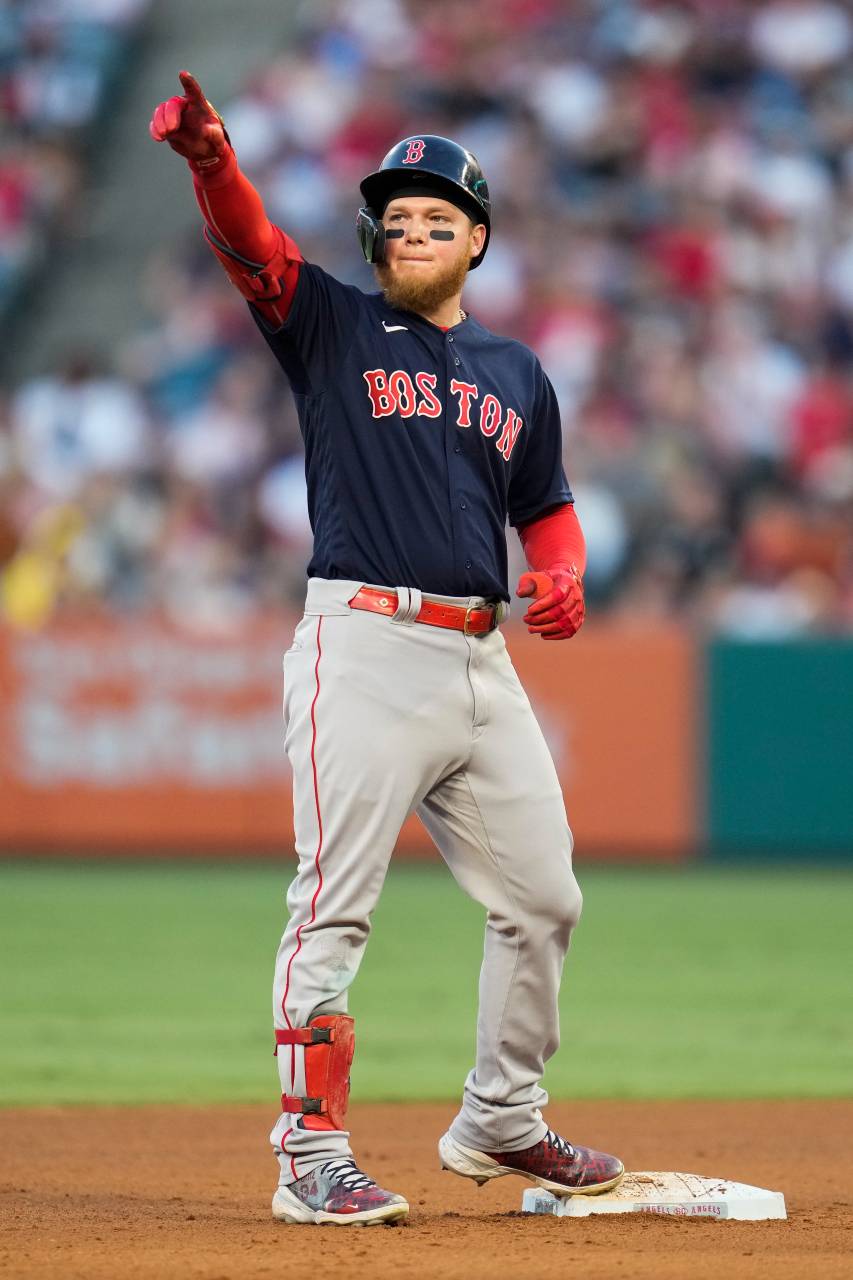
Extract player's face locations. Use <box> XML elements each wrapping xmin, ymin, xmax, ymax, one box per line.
<box><xmin>376</xmin><ymin>197</ymin><xmax>486</xmax><ymax>312</ymax></box>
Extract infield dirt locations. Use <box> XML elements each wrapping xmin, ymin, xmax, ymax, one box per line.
<box><xmin>1</xmin><ymin>1100</ymin><xmax>850</xmax><ymax>1280</ymax></box>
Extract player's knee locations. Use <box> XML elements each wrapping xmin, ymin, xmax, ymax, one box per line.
<box><xmin>542</xmin><ymin>858</ymin><xmax>582</xmax><ymax>935</ymax></box>
<box><xmin>545</xmin><ymin>865</ymin><xmax>582</xmax><ymax>934</ymax></box>
<box><xmin>508</xmin><ymin>857</ymin><xmax>581</xmax><ymax>943</ymax></box>
<box><xmin>565</xmin><ymin>873</ymin><xmax>583</xmax><ymax>926</ymax></box>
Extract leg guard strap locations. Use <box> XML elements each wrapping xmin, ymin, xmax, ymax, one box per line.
<box><xmin>275</xmin><ymin>1014</ymin><xmax>354</xmax><ymax>1131</ymax></box>
<box><xmin>275</xmin><ymin>1027</ymin><xmax>335</xmax><ymax>1048</ymax></box>
<box><xmin>281</xmin><ymin>1094</ymin><xmax>326</xmax><ymax>1116</ymax></box>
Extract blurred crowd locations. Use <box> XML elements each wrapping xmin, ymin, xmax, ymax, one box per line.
<box><xmin>0</xmin><ymin>0</ymin><xmax>150</xmax><ymax>312</ymax></box>
<box><xmin>2</xmin><ymin>0</ymin><xmax>853</xmax><ymax>635</ymax></box>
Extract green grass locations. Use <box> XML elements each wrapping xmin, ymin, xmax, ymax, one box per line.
<box><xmin>1</xmin><ymin>862</ymin><xmax>851</xmax><ymax>1105</ymax></box>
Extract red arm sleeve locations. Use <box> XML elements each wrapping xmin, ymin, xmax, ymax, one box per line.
<box><xmin>191</xmin><ymin>148</ymin><xmax>276</xmax><ymax>260</ymax></box>
<box><xmin>189</xmin><ymin>148</ymin><xmax>301</xmax><ymax>326</ymax></box>
<box><xmin>518</xmin><ymin>503</ymin><xmax>586</xmax><ymax>576</ymax></box>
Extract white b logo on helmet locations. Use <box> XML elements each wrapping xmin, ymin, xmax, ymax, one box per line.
<box><xmin>402</xmin><ymin>139</ymin><xmax>426</xmax><ymax>164</ymax></box>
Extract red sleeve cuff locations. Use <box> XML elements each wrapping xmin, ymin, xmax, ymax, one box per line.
<box><xmin>189</xmin><ymin>144</ymin><xmax>238</xmax><ymax>188</ymax></box>
<box><xmin>518</xmin><ymin>503</ymin><xmax>586</xmax><ymax>576</ymax></box>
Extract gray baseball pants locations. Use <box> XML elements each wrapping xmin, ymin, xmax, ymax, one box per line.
<box><xmin>270</xmin><ymin>578</ymin><xmax>582</xmax><ymax>1184</ymax></box>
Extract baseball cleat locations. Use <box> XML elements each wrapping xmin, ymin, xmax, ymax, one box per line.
<box><xmin>272</xmin><ymin>1157</ymin><xmax>409</xmax><ymax>1226</ymax></box>
<box><xmin>439</xmin><ymin>1128</ymin><xmax>624</xmax><ymax>1197</ymax></box>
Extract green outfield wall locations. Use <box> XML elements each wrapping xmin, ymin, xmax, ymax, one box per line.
<box><xmin>706</xmin><ymin>639</ymin><xmax>853</xmax><ymax>859</ymax></box>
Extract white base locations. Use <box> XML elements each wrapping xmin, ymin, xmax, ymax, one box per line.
<box><xmin>521</xmin><ymin>1172</ymin><xmax>787</xmax><ymax>1221</ymax></box>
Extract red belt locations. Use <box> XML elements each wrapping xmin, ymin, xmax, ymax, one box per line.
<box><xmin>349</xmin><ymin>586</ymin><xmax>499</xmax><ymax>635</ymax></box>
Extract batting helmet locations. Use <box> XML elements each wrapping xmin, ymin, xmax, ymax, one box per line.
<box><xmin>357</xmin><ymin>135</ymin><xmax>491</xmax><ymax>270</ymax></box>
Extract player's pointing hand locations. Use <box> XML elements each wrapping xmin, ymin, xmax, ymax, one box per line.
<box><xmin>149</xmin><ymin>71</ymin><xmax>227</xmax><ymax>164</ymax></box>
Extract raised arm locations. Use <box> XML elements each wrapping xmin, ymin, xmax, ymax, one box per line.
<box><xmin>149</xmin><ymin>71</ymin><xmax>301</xmax><ymax>328</ymax></box>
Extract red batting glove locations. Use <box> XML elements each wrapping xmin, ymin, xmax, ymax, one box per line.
<box><xmin>149</xmin><ymin>70</ymin><xmax>228</xmax><ymax>167</ymax></box>
<box><xmin>516</xmin><ymin>564</ymin><xmax>585</xmax><ymax>640</ymax></box>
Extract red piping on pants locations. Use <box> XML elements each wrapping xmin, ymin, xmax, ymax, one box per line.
<box><xmin>279</xmin><ymin>616</ymin><xmax>325</xmax><ymax>1182</ymax></box>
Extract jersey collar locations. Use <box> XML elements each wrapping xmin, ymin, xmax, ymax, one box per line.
<box><xmin>372</xmin><ymin>293</ymin><xmax>471</xmax><ymax>334</ymax></box>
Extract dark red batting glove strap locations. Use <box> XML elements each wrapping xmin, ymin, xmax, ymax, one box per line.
<box><xmin>517</xmin><ymin>503</ymin><xmax>586</xmax><ymax>577</ymax></box>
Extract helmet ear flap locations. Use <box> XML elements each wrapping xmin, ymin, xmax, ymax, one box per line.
<box><xmin>356</xmin><ymin>207</ymin><xmax>386</xmax><ymax>264</ymax></box>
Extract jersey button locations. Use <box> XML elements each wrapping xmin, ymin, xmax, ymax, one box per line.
<box><xmin>454</xmin><ymin>445</ymin><xmax>461</xmax><ymax>453</ymax></box>
<box><xmin>465</xmin><ymin>559</ymin><xmax>472</xmax><ymax>569</ymax></box>
<box><xmin>460</xmin><ymin>501</ymin><xmax>467</xmax><ymax>509</ymax></box>
<box><xmin>454</xmin><ymin>358</ymin><xmax>460</xmax><ymax>366</ymax></box>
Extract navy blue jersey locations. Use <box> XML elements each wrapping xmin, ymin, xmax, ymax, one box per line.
<box><xmin>253</xmin><ymin>261</ymin><xmax>572</xmax><ymax>601</ymax></box>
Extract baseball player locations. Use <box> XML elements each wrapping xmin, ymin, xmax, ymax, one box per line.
<box><xmin>151</xmin><ymin>72</ymin><xmax>624</xmax><ymax>1227</ymax></box>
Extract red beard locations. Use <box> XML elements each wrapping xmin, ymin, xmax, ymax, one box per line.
<box><xmin>375</xmin><ymin>246</ymin><xmax>472</xmax><ymax>315</ymax></box>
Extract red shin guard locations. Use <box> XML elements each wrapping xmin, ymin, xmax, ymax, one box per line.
<box><xmin>275</xmin><ymin>1015</ymin><xmax>355</xmax><ymax>1131</ymax></box>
